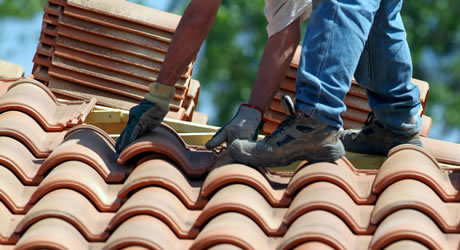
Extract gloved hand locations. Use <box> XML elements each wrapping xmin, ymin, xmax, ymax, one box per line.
<box><xmin>205</xmin><ymin>104</ymin><xmax>264</xmax><ymax>149</ymax></box>
<box><xmin>115</xmin><ymin>82</ymin><xmax>175</xmax><ymax>153</ymax></box>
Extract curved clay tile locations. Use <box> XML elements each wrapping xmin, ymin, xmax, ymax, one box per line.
<box><xmin>207</xmin><ymin>244</ymin><xmax>244</xmax><ymax>250</ymax></box>
<box><xmin>384</xmin><ymin>240</ymin><xmax>430</xmax><ymax>250</ymax></box>
<box><xmin>117</xmin><ymin>124</ymin><xmax>215</xmax><ymax>178</ymax></box>
<box><xmin>118</xmin><ymin>159</ymin><xmax>203</xmax><ymax>209</ymax></box>
<box><xmin>104</xmin><ymin>215</ymin><xmax>193</xmax><ymax>250</ymax></box>
<box><xmin>14</xmin><ymin>189</ymin><xmax>112</xmax><ymax>242</ymax></box>
<box><xmin>293</xmin><ymin>241</ymin><xmax>335</xmax><ymax>250</ymax></box>
<box><xmin>191</xmin><ymin>212</ymin><xmax>272</xmax><ymax>250</ymax></box>
<box><xmin>0</xmin><ymin>79</ymin><xmax>96</xmax><ymax>132</ymax></box>
<box><xmin>40</xmin><ymin>125</ymin><xmax>129</xmax><ymax>183</ymax></box>
<box><xmin>0</xmin><ymin>167</ymin><xmax>35</xmax><ymax>214</ymax></box>
<box><xmin>284</xmin><ymin>182</ymin><xmax>375</xmax><ymax>235</ymax></box>
<box><xmin>0</xmin><ymin>202</ymin><xmax>21</xmax><ymax>244</ymax></box>
<box><xmin>0</xmin><ymin>137</ymin><xmax>44</xmax><ymax>185</ymax></box>
<box><xmin>0</xmin><ymin>111</ymin><xmax>66</xmax><ymax>158</ymax></box>
<box><xmin>196</xmin><ymin>184</ymin><xmax>287</xmax><ymax>236</ymax></box>
<box><xmin>32</xmin><ymin>161</ymin><xmax>122</xmax><ymax>212</ymax></box>
<box><xmin>372</xmin><ymin>145</ymin><xmax>460</xmax><ymax>201</ymax></box>
<box><xmin>201</xmin><ymin>164</ymin><xmax>290</xmax><ymax>207</ymax></box>
<box><xmin>369</xmin><ymin>209</ymin><xmax>449</xmax><ymax>250</ymax></box>
<box><xmin>422</xmin><ymin>137</ymin><xmax>460</xmax><ymax>166</ymax></box>
<box><xmin>108</xmin><ymin>187</ymin><xmax>200</xmax><ymax>239</ymax></box>
<box><xmin>287</xmin><ymin>161</ymin><xmax>376</xmax><ymax>205</ymax></box>
<box><xmin>280</xmin><ymin>210</ymin><xmax>372</xmax><ymax>250</ymax></box>
<box><xmin>372</xmin><ymin>179</ymin><xmax>458</xmax><ymax>233</ymax></box>
<box><xmin>13</xmin><ymin>218</ymin><xmax>90</xmax><ymax>250</ymax></box>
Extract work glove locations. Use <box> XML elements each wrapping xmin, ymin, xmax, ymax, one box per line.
<box><xmin>115</xmin><ymin>82</ymin><xmax>175</xmax><ymax>154</ymax></box>
<box><xmin>205</xmin><ymin>104</ymin><xmax>265</xmax><ymax>149</ymax></box>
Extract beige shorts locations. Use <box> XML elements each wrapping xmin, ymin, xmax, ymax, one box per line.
<box><xmin>265</xmin><ymin>0</ymin><xmax>313</xmax><ymax>37</ymax></box>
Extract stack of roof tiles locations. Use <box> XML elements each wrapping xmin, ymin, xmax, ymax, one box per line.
<box><xmin>263</xmin><ymin>46</ymin><xmax>431</xmax><ymax>134</ymax></box>
<box><xmin>2</xmin><ymin>77</ymin><xmax>460</xmax><ymax>249</ymax></box>
<box><xmin>32</xmin><ymin>0</ymin><xmax>200</xmax><ymax>121</ymax></box>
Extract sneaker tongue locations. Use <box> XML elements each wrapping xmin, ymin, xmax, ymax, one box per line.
<box><xmin>281</xmin><ymin>95</ymin><xmax>296</xmax><ymax>116</ymax></box>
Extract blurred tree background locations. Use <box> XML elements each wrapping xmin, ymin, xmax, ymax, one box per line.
<box><xmin>1</xmin><ymin>0</ymin><xmax>459</xmax><ymax>141</ymax></box>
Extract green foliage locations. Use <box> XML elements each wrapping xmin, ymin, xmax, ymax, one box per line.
<box><xmin>0</xmin><ymin>0</ymin><xmax>46</xmax><ymax>18</ymax></box>
<box><xmin>402</xmin><ymin>0</ymin><xmax>460</xmax><ymax>131</ymax></box>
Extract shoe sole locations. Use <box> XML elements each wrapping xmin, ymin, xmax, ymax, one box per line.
<box><xmin>229</xmin><ymin>142</ymin><xmax>345</xmax><ymax>168</ymax></box>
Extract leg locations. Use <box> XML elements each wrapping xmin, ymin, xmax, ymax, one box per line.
<box><xmin>248</xmin><ymin>18</ymin><xmax>301</xmax><ymax>111</ymax></box>
<box><xmin>229</xmin><ymin>0</ymin><xmax>388</xmax><ymax>166</ymax></box>
<box><xmin>205</xmin><ymin>19</ymin><xmax>301</xmax><ymax>149</ymax></box>
<box><xmin>341</xmin><ymin>0</ymin><xmax>423</xmax><ymax>155</ymax></box>
<box><xmin>295</xmin><ymin>0</ymin><xmax>381</xmax><ymax>128</ymax></box>
<box><xmin>354</xmin><ymin>0</ymin><xmax>421</xmax><ymax>135</ymax></box>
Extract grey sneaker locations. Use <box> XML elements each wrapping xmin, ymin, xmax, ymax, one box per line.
<box><xmin>340</xmin><ymin>112</ymin><xmax>423</xmax><ymax>156</ymax></box>
<box><xmin>228</xmin><ymin>96</ymin><xmax>345</xmax><ymax>167</ymax></box>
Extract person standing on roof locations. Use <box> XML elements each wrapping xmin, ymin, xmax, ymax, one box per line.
<box><xmin>228</xmin><ymin>0</ymin><xmax>424</xmax><ymax>166</ymax></box>
<box><xmin>115</xmin><ymin>0</ymin><xmax>313</xmax><ymax>153</ymax></box>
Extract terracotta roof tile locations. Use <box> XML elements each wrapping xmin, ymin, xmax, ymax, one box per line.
<box><xmin>39</xmin><ymin>125</ymin><xmax>129</xmax><ymax>183</ymax></box>
<box><xmin>14</xmin><ymin>189</ymin><xmax>112</xmax><ymax>241</ymax></box>
<box><xmin>1</xmin><ymin>92</ymin><xmax>460</xmax><ymax>248</ymax></box>
<box><xmin>369</xmin><ymin>209</ymin><xmax>458</xmax><ymax>250</ymax></box>
<box><xmin>281</xmin><ymin>210</ymin><xmax>372</xmax><ymax>250</ymax></box>
<box><xmin>0</xmin><ymin>79</ymin><xmax>95</xmax><ymax>131</ymax></box>
<box><xmin>104</xmin><ymin>215</ymin><xmax>192</xmax><ymax>250</ymax></box>
<box><xmin>0</xmin><ymin>137</ymin><xmax>43</xmax><ymax>185</ymax></box>
<box><xmin>422</xmin><ymin>137</ymin><xmax>460</xmax><ymax>166</ymax></box>
<box><xmin>32</xmin><ymin>161</ymin><xmax>122</xmax><ymax>212</ymax></box>
<box><xmin>287</xmin><ymin>161</ymin><xmax>377</xmax><ymax>204</ymax></box>
<box><xmin>371</xmin><ymin>145</ymin><xmax>458</xmax><ymax>200</ymax></box>
<box><xmin>66</xmin><ymin>0</ymin><xmax>181</xmax><ymax>33</ymax></box>
<box><xmin>372</xmin><ymin>179</ymin><xmax>459</xmax><ymax>232</ymax></box>
<box><xmin>3</xmin><ymin>1</ymin><xmax>460</xmax><ymax>249</ymax></box>
<box><xmin>63</xmin><ymin>4</ymin><xmax>174</xmax><ymax>43</ymax></box>
<box><xmin>118</xmin><ymin>159</ymin><xmax>202</xmax><ymax>209</ymax></box>
<box><xmin>384</xmin><ymin>240</ymin><xmax>430</xmax><ymax>250</ymax></box>
<box><xmin>14</xmin><ymin>218</ymin><xmax>90</xmax><ymax>249</ymax></box>
<box><xmin>190</xmin><ymin>212</ymin><xmax>273</xmax><ymax>250</ymax></box>
<box><xmin>117</xmin><ymin>125</ymin><xmax>215</xmax><ymax>177</ymax></box>
<box><xmin>0</xmin><ymin>166</ymin><xmax>36</xmax><ymax>214</ymax></box>
<box><xmin>0</xmin><ymin>111</ymin><xmax>66</xmax><ymax>158</ymax></box>
<box><xmin>33</xmin><ymin>0</ymin><xmax>198</xmax><ymax>120</ymax></box>
<box><xmin>285</xmin><ymin>181</ymin><xmax>375</xmax><ymax>234</ymax></box>
<box><xmin>0</xmin><ymin>60</ymin><xmax>25</xmax><ymax>79</ymax></box>
<box><xmin>293</xmin><ymin>241</ymin><xmax>336</xmax><ymax>250</ymax></box>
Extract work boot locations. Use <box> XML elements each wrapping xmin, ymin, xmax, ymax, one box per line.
<box><xmin>228</xmin><ymin>96</ymin><xmax>345</xmax><ymax>167</ymax></box>
<box><xmin>340</xmin><ymin>112</ymin><xmax>423</xmax><ymax>156</ymax></box>
<box><xmin>205</xmin><ymin>104</ymin><xmax>264</xmax><ymax>149</ymax></box>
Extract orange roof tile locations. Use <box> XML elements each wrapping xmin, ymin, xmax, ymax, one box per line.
<box><xmin>2</xmin><ymin>1</ymin><xmax>460</xmax><ymax>249</ymax></box>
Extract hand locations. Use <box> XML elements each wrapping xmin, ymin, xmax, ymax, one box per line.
<box><xmin>115</xmin><ymin>99</ymin><xmax>168</xmax><ymax>153</ymax></box>
<box><xmin>205</xmin><ymin>105</ymin><xmax>263</xmax><ymax>149</ymax></box>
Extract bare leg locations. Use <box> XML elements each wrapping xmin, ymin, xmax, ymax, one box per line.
<box><xmin>157</xmin><ymin>0</ymin><xmax>222</xmax><ymax>86</ymax></box>
<box><xmin>248</xmin><ymin>18</ymin><xmax>301</xmax><ymax>111</ymax></box>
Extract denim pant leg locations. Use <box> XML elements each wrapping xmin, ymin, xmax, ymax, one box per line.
<box><xmin>354</xmin><ymin>0</ymin><xmax>422</xmax><ymax>135</ymax></box>
<box><xmin>295</xmin><ymin>0</ymin><xmax>381</xmax><ymax>128</ymax></box>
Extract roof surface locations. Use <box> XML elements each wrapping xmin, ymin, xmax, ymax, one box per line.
<box><xmin>2</xmin><ymin>0</ymin><xmax>460</xmax><ymax>249</ymax></box>
<box><xmin>1</xmin><ymin>78</ymin><xmax>460</xmax><ymax>249</ymax></box>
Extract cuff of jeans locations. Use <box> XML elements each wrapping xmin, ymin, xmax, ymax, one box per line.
<box><xmin>144</xmin><ymin>81</ymin><xmax>175</xmax><ymax>111</ymax></box>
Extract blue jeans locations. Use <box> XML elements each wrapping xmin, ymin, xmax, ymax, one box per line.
<box><xmin>295</xmin><ymin>0</ymin><xmax>422</xmax><ymax>135</ymax></box>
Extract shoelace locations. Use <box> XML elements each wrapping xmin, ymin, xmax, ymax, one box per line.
<box><xmin>266</xmin><ymin>95</ymin><xmax>297</xmax><ymax>141</ymax></box>
<box><xmin>364</xmin><ymin>112</ymin><xmax>375</xmax><ymax>126</ymax></box>
<box><xmin>265</xmin><ymin>114</ymin><xmax>296</xmax><ymax>141</ymax></box>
